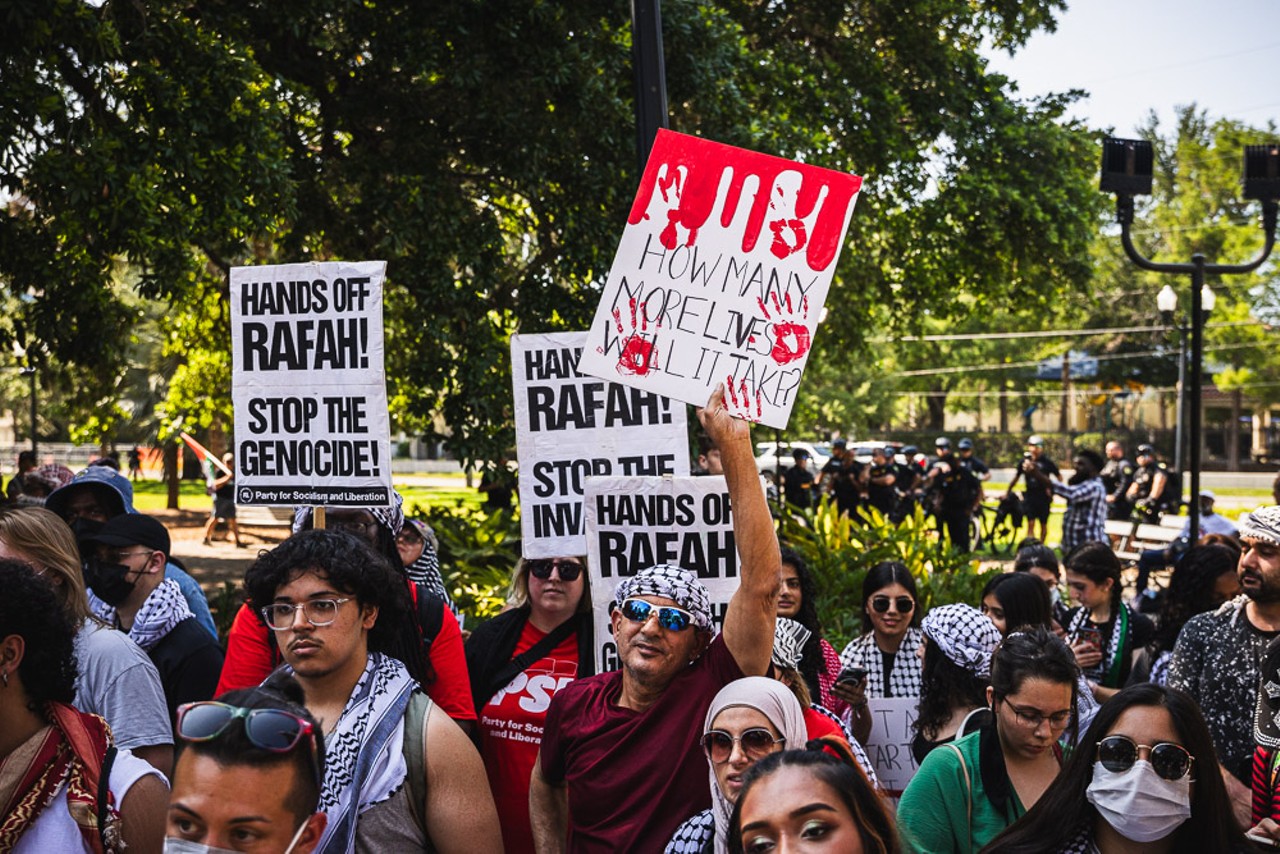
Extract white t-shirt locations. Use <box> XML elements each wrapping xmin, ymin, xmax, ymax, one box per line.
<box><xmin>14</xmin><ymin>748</ymin><xmax>165</xmax><ymax>853</ymax></box>
<box><xmin>74</xmin><ymin>619</ymin><xmax>173</xmax><ymax>751</ymax></box>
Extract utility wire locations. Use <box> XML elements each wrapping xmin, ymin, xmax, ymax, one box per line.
<box><xmin>880</xmin><ymin>319</ymin><xmax>1264</xmax><ymax>343</ymax></box>
<box><xmin>890</xmin><ymin>340</ymin><xmax>1271</xmax><ymax>378</ymax></box>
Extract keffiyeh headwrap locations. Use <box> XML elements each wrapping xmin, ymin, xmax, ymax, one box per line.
<box><xmin>922</xmin><ymin>603</ymin><xmax>1002</xmax><ymax>680</ymax></box>
<box><xmin>1241</xmin><ymin>506</ymin><xmax>1280</xmax><ymax>547</ymax></box>
<box><xmin>613</xmin><ymin>564</ymin><xmax>713</xmax><ymax>631</ymax></box>
<box><xmin>292</xmin><ymin>490</ymin><xmax>406</xmax><ymax>536</ymax></box>
<box><xmin>90</xmin><ymin>578</ymin><xmax>193</xmax><ymax>652</ymax></box>
<box><xmin>702</xmin><ymin>678</ymin><xmax>807</xmax><ymax>854</ymax></box>
<box><xmin>771</xmin><ymin>618</ymin><xmax>813</xmax><ymax>670</ymax></box>
<box><xmin>26</xmin><ymin>464</ymin><xmax>75</xmax><ymax>494</ymax></box>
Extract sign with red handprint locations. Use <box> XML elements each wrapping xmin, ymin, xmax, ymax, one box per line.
<box><xmin>577</xmin><ymin>130</ymin><xmax>861</xmax><ymax>428</ymax></box>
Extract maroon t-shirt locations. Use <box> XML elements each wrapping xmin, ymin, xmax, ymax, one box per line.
<box><xmin>539</xmin><ymin>635</ymin><xmax>744</xmax><ymax>853</ymax></box>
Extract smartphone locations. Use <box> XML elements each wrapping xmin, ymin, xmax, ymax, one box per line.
<box><xmin>1247</xmin><ymin>832</ymin><xmax>1280</xmax><ymax>850</ymax></box>
<box><xmin>1074</xmin><ymin>626</ymin><xmax>1103</xmax><ymax>654</ymax></box>
<box><xmin>837</xmin><ymin>665</ymin><xmax>867</xmax><ymax>685</ymax></box>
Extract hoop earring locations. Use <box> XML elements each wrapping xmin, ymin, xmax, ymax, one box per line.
<box><xmin>1</xmin><ymin>670</ymin><xmax>8</xmax><ymax>687</ymax></box>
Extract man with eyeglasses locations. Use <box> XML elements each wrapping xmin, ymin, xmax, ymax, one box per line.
<box><xmin>83</xmin><ymin>513</ymin><xmax>223</xmax><ymax>724</ymax></box>
<box><xmin>531</xmin><ymin>385</ymin><xmax>781</xmax><ymax>853</ymax></box>
<box><xmin>242</xmin><ymin>527</ymin><xmax>501</xmax><ymax>852</ymax></box>
<box><xmin>168</xmin><ymin>680</ymin><xmax>327</xmax><ymax>853</ymax></box>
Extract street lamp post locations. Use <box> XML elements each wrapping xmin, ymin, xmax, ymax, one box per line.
<box><xmin>1102</xmin><ymin>138</ymin><xmax>1278</xmax><ymax>544</ymax></box>
<box><xmin>1157</xmin><ymin>284</ymin><xmax>1216</xmax><ymax>477</ymax></box>
<box><xmin>19</xmin><ymin>366</ymin><xmax>36</xmax><ymax>455</ymax></box>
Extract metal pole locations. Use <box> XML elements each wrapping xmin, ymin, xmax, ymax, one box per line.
<box><xmin>1173</xmin><ymin>324</ymin><xmax>1185</xmax><ymax>475</ymax></box>
<box><xmin>21</xmin><ymin>367</ymin><xmax>36</xmax><ymax>455</ymax></box>
<box><xmin>1188</xmin><ymin>258</ymin><xmax>1205</xmax><ymax>545</ymax></box>
<box><xmin>630</xmin><ymin>0</ymin><xmax>669</xmax><ymax>175</ymax></box>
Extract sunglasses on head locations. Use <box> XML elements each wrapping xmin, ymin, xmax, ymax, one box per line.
<box><xmin>527</xmin><ymin>559</ymin><xmax>584</xmax><ymax>581</ymax></box>
<box><xmin>619</xmin><ymin>597</ymin><xmax>694</xmax><ymax>632</ymax></box>
<box><xmin>700</xmin><ymin>728</ymin><xmax>784</xmax><ymax>763</ymax></box>
<box><xmin>177</xmin><ymin>701</ymin><xmax>315</xmax><ymax>752</ymax></box>
<box><xmin>1096</xmin><ymin>734</ymin><xmax>1194</xmax><ymax>781</ymax></box>
<box><xmin>871</xmin><ymin>595</ymin><xmax>914</xmax><ymax>614</ymax></box>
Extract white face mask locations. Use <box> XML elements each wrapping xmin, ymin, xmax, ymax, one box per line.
<box><xmin>164</xmin><ymin>817</ymin><xmax>310</xmax><ymax>854</ymax></box>
<box><xmin>1085</xmin><ymin>759</ymin><xmax>1192</xmax><ymax>843</ymax></box>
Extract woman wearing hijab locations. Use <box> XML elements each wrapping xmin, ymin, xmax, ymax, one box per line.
<box><xmin>665</xmin><ymin>677</ymin><xmax>809</xmax><ymax>854</ymax></box>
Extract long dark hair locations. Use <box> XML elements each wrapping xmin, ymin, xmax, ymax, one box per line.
<box><xmin>860</xmin><ymin>561</ymin><xmax>920</xmax><ymax>634</ymax></box>
<box><xmin>983</xmin><ymin>684</ymin><xmax>1250</xmax><ymax>853</ymax></box>
<box><xmin>1013</xmin><ymin>541</ymin><xmax>1059</xmax><ymax>580</ymax></box>
<box><xmin>781</xmin><ymin>547</ymin><xmax>825</xmax><ymax>702</ymax></box>
<box><xmin>982</xmin><ymin>572</ymin><xmax>1052</xmax><ymax>634</ymax></box>
<box><xmin>729</xmin><ymin>749</ymin><xmax>901</xmax><ymax>854</ymax></box>
<box><xmin>1064</xmin><ymin>540</ymin><xmax>1122</xmax><ymax>613</ymax></box>
<box><xmin>1151</xmin><ymin>544</ymin><xmax>1238</xmax><ymax>656</ymax></box>
<box><xmin>914</xmin><ymin>640</ymin><xmax>988</xmax><ymax>742</ymax></box>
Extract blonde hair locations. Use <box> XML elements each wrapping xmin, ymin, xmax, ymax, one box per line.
<box><xmin>0</xmin><ymin>506</ymin><xmax>93</xmax><ymax>624</ymax></box>
<box><xmin>508</xmin><ymin>556</ymin><xmax>592</xmax><ymax>614</ymax></box>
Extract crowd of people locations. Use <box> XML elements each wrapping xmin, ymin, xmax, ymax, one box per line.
<box><xmin>2</xmin><ymin>404</ymin><xmax>1280</xmax><ymax>853</ymax></box>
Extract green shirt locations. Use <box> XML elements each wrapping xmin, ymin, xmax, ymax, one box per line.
<box><xmin>898</xmin><ymin>729</ymin><xmax>1025</xmax><ymax>854</ymax></box>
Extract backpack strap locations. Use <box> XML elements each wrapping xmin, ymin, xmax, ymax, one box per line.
<box><xmin>97</xmin><ymin>744</ymin><xmax>118</xmax><ymax>849</ymax></box>
<box><xmin>402</xmin><ymin>690</ymin><xmax>432</xmax><ymax>840</ymax></box>
<box><xmin>483</xmin><ymin>614</ymin><xmax>581</xmax><ymax>706</ymax></box>
<box><xmin>945</xmin><ymin>742</ymin><xmax>972</xmax><ymax>835</ymax></box>
<box><xmin>411</xmin><ymin>582</ymin><xmax>445</xmax><ymax>655</ymax></box>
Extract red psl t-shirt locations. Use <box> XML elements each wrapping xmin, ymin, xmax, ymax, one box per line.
<box><xmin>480</xmin><ymin>621</ymin><xmax>579</xmax><ymax>854</ymax></box>
<box><xmin>539</xmin><ymin>635</ymin><xmax>743</xmax><ymax>854</ymax></box>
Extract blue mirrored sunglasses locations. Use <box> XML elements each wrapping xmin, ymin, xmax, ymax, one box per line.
<box><xmin>620</xmin><ymin>597</ymin><xmax>694</xmax><ymax>632</ymax></box>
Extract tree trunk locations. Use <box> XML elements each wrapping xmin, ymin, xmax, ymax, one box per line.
<box><xmin>1059</xmin><ymin>352</ymin><xmax>1070</xmax><ymax>434</ymax></box>
<box><xmin>925</xmin><ymin>389</ymin><xmax>946</xmax><ymax>430</ymax></box>
<box><xmin>999</xmin><ymin>384</ymin><xmax>1009</xmax><ymax>433</ymax></box>
<box><xmin>164</xmin><ymin>441</ymin><xmax>180</xmax><ymax>510</ymax></box>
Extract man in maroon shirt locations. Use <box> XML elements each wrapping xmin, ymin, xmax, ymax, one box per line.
<box><xmin>529</xmin><ymin>385</ymin><xmax>781</xmax><ymax>853</ymax></box>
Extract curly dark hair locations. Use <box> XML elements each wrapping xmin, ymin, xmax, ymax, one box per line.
<box><xmin>729</xmin><ymin>749</ymin><xmax>901</xmax><ymax>854</ymax></box>
<box><xmin>780</xmin><ymin>547</ymin><xmax>826</xmax><ymax>702</ymax></box>
<box><xmin>984</xmin><ymin>685</ymin><xmax>1248</xmax><ymax>853</ymax></box>
<box><xmin>914</xmin><ymin>640</ymin><xmax>989</xmax><ymax>742</ymax></box>
<box><xmin>0</xmin><ymin>559</ymin><xmax>78</xmax><ymax>706</ymax></box>
<box><xmin>1150</xmin><ymin>544</ymin><xmax>1239</xmax><ymax>657</ymax></box>
<box><xmin>243</xmin><ymin>529</ymin><xmax>430</xmax><ymax>685</ymax></box>
<box><xmin>178</xmin><ymin>677</ymin><xmax>326</xmax><ymax>824</ymax></box>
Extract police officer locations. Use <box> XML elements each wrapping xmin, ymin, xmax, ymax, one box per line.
<box><xmin>1013</xmin><ymin>435</ymin><xmax>1059</xmax><ymax>543</ymax></box>
<box><xmin>865</xmin><ymin>446</ymin><xmax>898</xmax><ymax>518</ymax></box>
<box><xmin>783</xmin><ymin>448</ymin><xmax>816</xmax><ymax>510</ymax></box>
<box><xmin>926</xmin><ymin>437</ymin><xmax>979</xmax><ymax>551</ymax></box>
<box><xmin>956</xmin><ymin>439</ymin><xmax>990</xmax><ymax>483</ymax></box>
<box><xmin>819</xmin><ymin>439</ymin><xmax>863</xmax><ymax>517</ymax></box>
<box><xmin>1099</xmin><ymin>441</ymin><xmax>1136</xmax><ymax>521</ymax></box>
<box><xmin>1126</xmin><ymin>444</ymin><xmax>1171</xmax><ymax>522</ymax></box>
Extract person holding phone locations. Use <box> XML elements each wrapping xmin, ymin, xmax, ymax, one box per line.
<box><xmin>836</xmin><ymin>562</ymin><xmax>924</xmax><ymax>744</ymax></box>
<box><xmin>1063</xmin><ymin>542</ymin><xmax>1154</xmax><ymax>703</ymax></box>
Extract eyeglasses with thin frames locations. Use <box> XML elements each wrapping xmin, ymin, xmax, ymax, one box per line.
<box><xmin>1001</xmin><ymin>699</ymin><xmax>1072</xmax><ymax>731</ymax></box>
<box><xmin>261</xmin><ymin>598</ymin><xmax>352</xmax><ymax>631</ymax></box>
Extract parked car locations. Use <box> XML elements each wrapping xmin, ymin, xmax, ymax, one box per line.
<box><xmin>754</xmin><ymin>441</ymin><xmax>832</xmax><ymax>475</ymax></box>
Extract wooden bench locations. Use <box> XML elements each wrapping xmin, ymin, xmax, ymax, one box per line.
<box><xmin>1105</xmin><ymin>518</ymin><xmax>1184</xmax><ymax>562</ymax></box>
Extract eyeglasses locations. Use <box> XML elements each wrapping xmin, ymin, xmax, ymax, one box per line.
<box><xmin>261</xmin><ymin>598</ymin><xmax>352</xmax><ymax>631</ymax></box>
<box><xmin>870</xmin><ymin>595</ymin><xmax>914</xmax><ymax>614</ymax></box>
<box><xmin>528</xmin><ymin>559</ymin><xmax>584</xmax><ymax>581</ymax></box>
<box><xmin>102</xmin><ymin>549</ymin><xmax>154</xmax><ymax>564</ymax></box>
<box><xmin>395</xmin><ymin>531</ymin><xmax>423</xmax><ymax>547</ymax></box>
<box><xmin>700</xmin><ymin>728</ymin><xmax>785</xmax><ymax>763</ymax></box>
<box><xmin>1097</xmin><ymin>735</ymin><xmax>1195</xmax><ymax>781</ymax></box>
<box><xmin>328</xmin><ymin>518</ymin><xmax>378</xmax><ymax>537</ymax></box>
<box><xmin>619</xmin><ymin>598</ymin><xmax>694</xmax><ymax>632</ymax></box>
<box><xmin>176</xmin><ymin>702</ymin><xmax>320</xmax><ymax>784</ymax></box>
<box><xmin>1001</xmin><ymin>700</ymin><xmax>1072</xmax><ymax>731</ymax></box>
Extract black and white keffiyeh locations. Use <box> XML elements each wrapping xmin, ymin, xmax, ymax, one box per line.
<box><xmin>404</xmin><ymin>530</ymin><xmax>455</xmax><ymax>614</ymax></box>
<box><xmin>921</xmin><ymin>603</ymin><xmax>1002</xmax><ymax>680</ymax></box>
<box><xmin>90</xmin><ymin>578</ymin><xmax>192</xmax><ymax>651</ymax></box>
<box><xmin>772</xmin><ymin>618</ymin><xmax>813</xmax><ymax>671</ymax></box>
<box><xmin>1065</xmin><ymin>605</ymin><xmax>1131</xmax><ymax>687</ymax></box>
<box><xmin>665</xmin><ymin>809</ymin><xmax>714</xmax><ymax>854</ymax></box>
<box><xmin>613</xmin><ymin>564</ymin><xmax>713</xmax><ymax>631</ymax></box>
<box><xmin>809</xmin><ymin>702</ymin><xmax>880</xmax><ymax>789</ymax></box>
<box><xmin>1241</xmin><ymin>505</ymin><xmax>1280</xmax><ymax>546</ymax></box>
<box><xmin>307</xmin><ymin>652</ymin><xmax>417</xmax><ymax>854</ymax></box>
<box><xmin>1255</xmin><ymin>636</ymin><xmax>1280</xmax><ymax>749</ymax></box>
<box><xmin>838</xmin><ymin>627</ymin><xmax>925</xmax><ymax>699</ymax></box>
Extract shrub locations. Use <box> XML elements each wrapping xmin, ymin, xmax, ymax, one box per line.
<box><xmin>414</xmin><ymin>501</ymin><xmax>521</xmax><ymax>620</ymax></box>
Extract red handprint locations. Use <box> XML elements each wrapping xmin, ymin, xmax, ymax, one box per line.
<box><xmin>769</xmin><ymin>218</ymin><xmax>808</xmax><ymax>259</ymax></box>
<box><xmin>757</xmin><ymin>292</ymin><xmax>812</xmax><ymax>366</ymax></box>
<box><xmin>612</xmin><ymin>297</ymin><xmax>659</xmax><ymax>376</ymax></box>
<box><xmin>724</xmin><ymin>374</ymin><xmax>763</xmax><ymax>422</ymax></box>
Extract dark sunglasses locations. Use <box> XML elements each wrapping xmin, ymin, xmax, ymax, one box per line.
<box><xmin>177</xmin><ymin>701</ymin><xmax>315</xmax><ymax>753</ymax></box>
<box><xmin>700</xmin><ymin>728</ymin><xmax>785</xmax><ymax>763</ymax></box>
<box><xmin>620</xmin><ymin>597</ymin><xmax>694</xmax><ymax>632</ymax></box>
<box><xmin>527</xmin><ymin>559</ymin><xmax>584</xmax><ymax>581</ymax></box>
<box><xmin>1097</xmin><ymin>735</ymin><xmax>1194</xmax><ymax>781</ymax></box>
<box><xmin>871</xmin><ymin>595</ymin><xmax>914</xmax><ymax>614</ymax></box>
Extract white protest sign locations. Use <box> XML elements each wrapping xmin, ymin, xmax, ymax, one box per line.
<box><xmin>511</xmin><ymin>332</ymin><xmax>690</xmax><ymax>559</ymax></box>
<box><xmin>230</xmin><ymin>261</ymin><xmax>393</xmax><ymax>507</ymax></box>
<box><xmin>577</xmin><ymin>129</ymin><xmax>862</xmax><ymax>429</ymax></box>
<box><xmin>862</xmin><ymin>697</ymin><xmax>920</xmax><ymax>796</ymax></box>
<box><xmin>584</xmin><ymin>475</ymin><xmax>739</xmax><ymax>673</ymax></box>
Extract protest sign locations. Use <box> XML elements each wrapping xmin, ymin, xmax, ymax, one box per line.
<box><xmin>577</xmin><ymin>129</ymin><xmax>862</xmax><ymax>429</ymax></box>
<box><xmin>584</xmin><ymin>475</ymin><xmax>739</xmax><ymax>672</ymax></box>
<box><xmin>861</xmin><ymin>697</ymin><xmax>920</xmax><ymax>796</ymax></box>
<box><xmin>230</xmin><ymin>261</ymin><xmax>393</xmax><ymax>507</ymax></box>
<box><xmin>511</xmin><ymin>332</ymin><xmax>690</xmax><ymax>559</ymax></box>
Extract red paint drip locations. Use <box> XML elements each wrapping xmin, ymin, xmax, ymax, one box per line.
<box><xmin>769</xmin><ymin>323</ymin><xmax>811</xmax><ymax>365</ymax></box>
<box><xmin>629</xmin><ymin>130</ymin><xmax>862</xmax><ymax>272</ymax></box>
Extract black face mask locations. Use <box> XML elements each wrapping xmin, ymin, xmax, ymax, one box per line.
<box><xmin>68</xmin><ymin>517</ymin><xmax>105</xmax><ymax>542</ymax></box>
<box><xmin>83</xmin><ymin>556</ymin><xmax>136</xmax><ymax>607</ymax></box>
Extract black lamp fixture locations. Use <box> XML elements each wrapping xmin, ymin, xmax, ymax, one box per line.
<box><xmin>1101</xmin><ymin>136</ymin><xmax>1278</xmax><ymax>543</ymax></box>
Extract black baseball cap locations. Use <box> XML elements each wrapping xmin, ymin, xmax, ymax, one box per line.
<box><xmin>957</xmin><ymin>439</ymin><xmax>973</xmax><ymax>450</ymax></box>
<box><xmin>792</xmin><ymin>448</ymin><xmax>811</xmax><ymax>460</ymax></box>
<box><xmin>935</xmin><ymin>437</ymin><xmax>951</xmax><ymax>448</ymax></box>
<box><xmin>832</xmin><ymin>439</ymin><xmax>847</xmax><ymax>449</ymax></box>
<box><xmin>1137</xmin><ymin>444</ymin><xmax>1156</xmax><ymax>457</ymax></box>
<box><xmin>83</xmin><ymin>513</ymin><xmax>171</xmax><ymax>558</ymax></box>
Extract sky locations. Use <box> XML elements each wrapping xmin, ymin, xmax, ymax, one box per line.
<box><xmin>983</xmin><ymin>0</ymin><xmax>1280</xmax><ymax>135</ymax></box>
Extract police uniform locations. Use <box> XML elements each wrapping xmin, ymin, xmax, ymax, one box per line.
<box><xmin>1099</xmin><ymin>455</ymin><xmax>1136</xmax><ymax>520</ymax></box>
<box><xmin>1130</xmin><ymin>459</ymin><xmax>1173</xmax><ymax>521</ymax></box>
<box><xmin>866</xmin><ymin>460</ymin><xmax>898</xmax><ymax>517</ymax></box>
<box><xmin>1021</xmin><ymin>455</ymin><xmax>1059</xmax><ymax>524</ymax></box>
<box><xmin>930</xmin><ymin>454</ymin><xmax>978</xmax><ymax>551</ymax></box>
<box><xmin>784</xmin><ymin>456</ymin><xmax>816</xmax><ymax>509</ymax></box>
